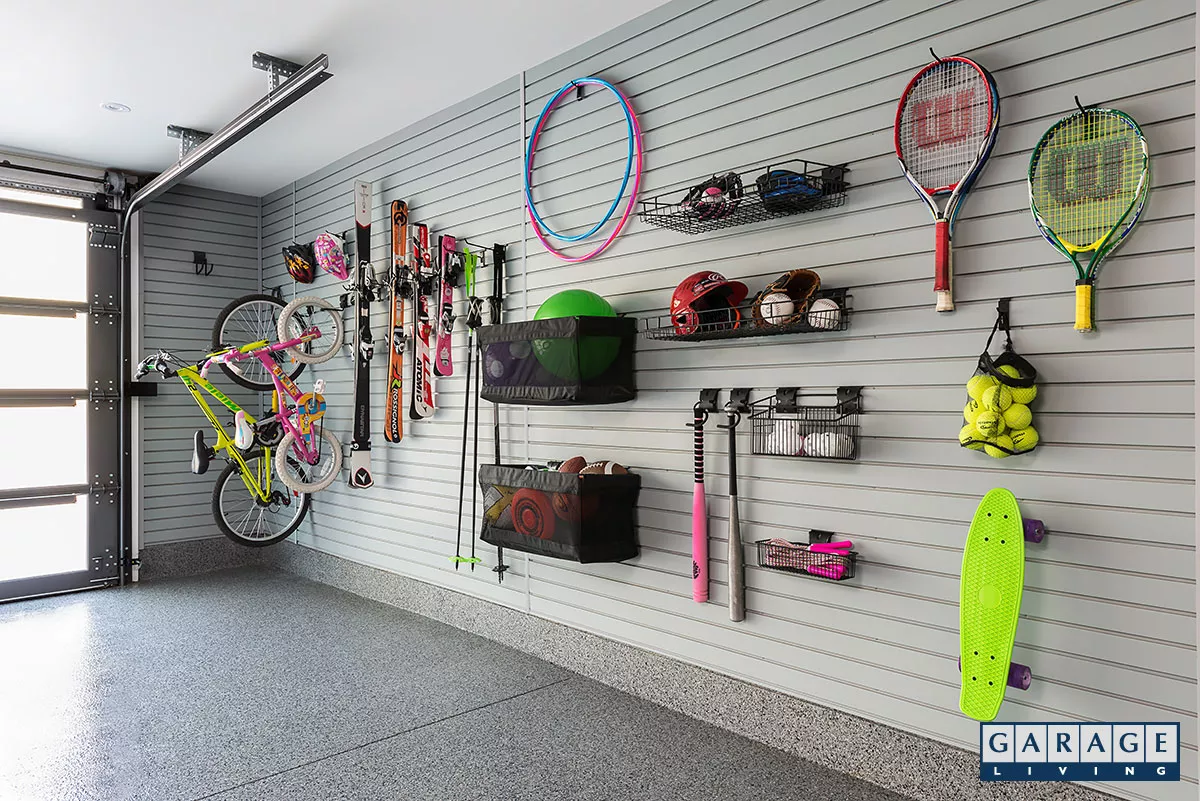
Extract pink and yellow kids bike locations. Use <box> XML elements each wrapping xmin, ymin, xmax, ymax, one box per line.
<box><xmin>136</xmin><ymin>294</ymin><xmax>344</xmax><ymax>546</ymax></box>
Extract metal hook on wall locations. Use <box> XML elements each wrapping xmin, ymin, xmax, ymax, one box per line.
<box><xmin>929</xmin><ymin>47</ymin><xmax>944</xmax><ymax>64</ymax></box>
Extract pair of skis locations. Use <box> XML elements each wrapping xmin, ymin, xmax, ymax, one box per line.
<box><xmin>382</xmin><ymin>201</ymin><xmax>461</xmax><ymax>436</ymax></box>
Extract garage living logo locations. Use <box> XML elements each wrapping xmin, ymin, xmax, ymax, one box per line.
<box><xmin>980</xmin><ymin>723</ymin><xmax>1180</xmax><ymax>781</ymax></box>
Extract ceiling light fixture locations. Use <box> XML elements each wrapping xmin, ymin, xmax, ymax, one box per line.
<box><xmin>102</xmin><ymin>102</ymin><xmax>131</xmax><ymax>113</ymax></box>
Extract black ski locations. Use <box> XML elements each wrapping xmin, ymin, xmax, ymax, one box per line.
<box><xmin>348</xmin><ymin>180</ymin><xmax>375</xmax><ymax>489</ymax></box>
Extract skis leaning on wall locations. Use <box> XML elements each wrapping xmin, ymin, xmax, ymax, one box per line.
<box><xmin>409</xmin><ymin>223</ymin><xmax>435</xmax><ymax>420</ymax></box>
<box><xmin>385</xmin><ymin>200</ymin><xmax>410</xmax><ymax>443</ymax></box>
<box><xmin>348</xmin><ymin>180</ymin><xmax>376</xmax><ymax>488</ymax></box>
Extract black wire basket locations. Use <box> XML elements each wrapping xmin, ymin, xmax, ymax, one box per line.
<box><xmin>638</xmin><ymin>159</ymin><xmax>850</xmax><ymax>235</ymax></box>
<box><xmin>640</xmin><ymin>287</ymin><xmax>850</xmax><ymax>342</ymax></box>
<box><xmin>750</xmin><ymin>387</ymin><xmax>862</xmax><ymax>460</ymax></box>
<box><xmin>757</xmin><ymin>537</ymin><xmax>857</xmax><ymax>582</ymax></box>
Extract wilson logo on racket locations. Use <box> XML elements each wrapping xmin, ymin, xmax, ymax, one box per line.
<box><xmin>911</xmin><ymin>89</ymin><xmax>979</xmax><ymax>149</ymax></box>
<box><xmin>1041</xmin><ymin>139</ymin><xmax>1134</xmax><ymax>205</ymax></box>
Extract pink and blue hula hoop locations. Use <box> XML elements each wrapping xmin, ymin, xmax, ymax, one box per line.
<box><xmin>524</xmin><ymin>77</ymin><xmax>643</xmax><ymax>263</ymax></box>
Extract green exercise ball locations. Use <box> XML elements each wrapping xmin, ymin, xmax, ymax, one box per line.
<box><xmin>533</xmin><ymin>290</ymin><xmax>620</xmax><ymax>381</ymax></box>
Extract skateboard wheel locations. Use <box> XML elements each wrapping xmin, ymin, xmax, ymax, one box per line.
<box><xmin>1010</xmin><ymin>662</ymin><xmax>1032</xmax><ymax>691</ymax></box>
<box><xmin>1023</xmin><ymin>519</ymin><xmax>1045</xmax><ymax>543</ymax></box>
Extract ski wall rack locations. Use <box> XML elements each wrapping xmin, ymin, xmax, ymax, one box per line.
<box><xmin>756</xmin><ymin>530</ymin><xmax>857</xmax><ymax>583</ymax></box>
<box><xmin>637</xmin><ymin>158</ymin><xmax>850</xmax><ymax>236</ymax></box>
<box><xmin>640</xmin><ymin>287</ymin><xmax>850</xmax><ymax>342</ymax></box>
<box><xmin>750</xmin><ymin>386</ymin><xmax>862</xmax><ymax>461</ymax></box>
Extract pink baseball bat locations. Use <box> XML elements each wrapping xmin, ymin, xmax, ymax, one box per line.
<box><xmin>692</xmin><ymin>408</ymin><xmax>708</xmax><ymax>602</ymax></box>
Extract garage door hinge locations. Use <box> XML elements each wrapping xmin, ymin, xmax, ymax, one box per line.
<box><xmin>88</xmin><ymin>224</ymin><xmax>119</xmax><ymax>249</ymax></box>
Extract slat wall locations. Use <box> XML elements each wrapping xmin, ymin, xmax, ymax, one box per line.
<box><xmin>140</xmin><ymin>185</ymin><xmax>261</xmax><ymax>545</ymax></box>
<box><xmin>258</xmin><ymin>1</ymin><xmax>1195</xmax><ymax>798</ymax></box>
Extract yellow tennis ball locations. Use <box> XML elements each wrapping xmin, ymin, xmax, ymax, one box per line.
<box><xmin>997</xmin><ymin>365</ymin><xmax>1021</xmax><ymax>379</ymax></box>
<box><xmin>959</xmin><ymin>423</ymin><xmax>985</xmax><ymax>451</ymax></box>
<box><xmin>966</xmin><ymin>374</ymin><xmax>996</xmax><ymax>401</ymax></box>
<box><xmin>963</xmin><ymin>398</ymin><xmax>982</xmax><ymax>425</ymax></box>
<box><xmin>985</xmin><ymin>434</ymin><xmax>1013</xmax><ymax>459</ymax></box>
<box><xmin>1002</xmin><ymin>403</ymin><xmax>1032</xmax><ymax>431</ymax></box>
<box><xmin>981</xmin><ymin>384</ymin><xmax>1013</xmax><ymax>411</ymax></box>
<box><xmin>1011</xmin><ymin>383</ymin><xmax>1038</xmax><ymax>405</ymax></box>
<box><xmin>974</xmin><ymin>409</ymin><xmax>1005</xmax><ymax>438</ymax></box>
<box><xmin>1011</xmin><ymin>425</ymin><xmax>1040</xmax><ymax>452</ymax></box>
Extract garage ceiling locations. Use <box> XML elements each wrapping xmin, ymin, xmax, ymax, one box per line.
<box><xmin>0</xmin><ymin>0</ymin><xmax>668</xmax><ymax>197</ymax></box>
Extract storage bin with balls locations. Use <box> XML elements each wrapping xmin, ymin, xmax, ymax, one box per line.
<box><xmin>478</xmin><ymin>464</ymin><xmax>640</xmax><ymax>563</ymax></box>
<box><xmin>960</xmin><ymin>299</ymin><xmax>1039</xmax><ymax>458</ymax></box>
<box><xmin>477</xmin><ymin>316</ymin><xmax>636</xmax><ymax>405</ymax></box>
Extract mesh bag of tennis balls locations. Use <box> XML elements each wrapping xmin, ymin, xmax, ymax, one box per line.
<box><xmin>960</xmin><ymin>300</ymin><xmax>1039</xmax><ymax>458</ymax></box>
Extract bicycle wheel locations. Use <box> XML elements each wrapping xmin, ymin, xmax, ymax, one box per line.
<box><xmin>211</xmin><ymin>293</ymin><xmax>305</xmax><ymax>391</ymax></box>
<box><xmin>276</xmin><ymin>296</ymin><xmax>346</xmax><ymax>364</ymax></box>
<box><xmin>211</xmin><ymin>450</ymin><xmax>311</xmax><ymax>546</ymax></box>
<box><xmin>276</xmin><ymin>425</ymin><xmax>343</xmax><ymax>493</ymax></box>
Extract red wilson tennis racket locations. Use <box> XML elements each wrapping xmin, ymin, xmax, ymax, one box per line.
<box><xmin>895</xmin><ymin>55</ymin><xmax>999</xmax><ymax>312</ymax></box>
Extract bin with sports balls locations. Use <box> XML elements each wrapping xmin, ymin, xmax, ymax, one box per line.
<box><xmin>960</xmin><ymin>300</ymin><xmax>1040</xmax><ymax>458</ymax></box>
<box><xmin>479</xmin><ymin>458</ymin><xmax>640</xmax><ymax>563</ymax></box>
<box><xmin>479</xmin><ymin>289</ymin><xmax>636</xmax><ymax>405</ymax></box>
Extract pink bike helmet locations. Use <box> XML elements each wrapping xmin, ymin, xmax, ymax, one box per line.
<box><xmin>312</xmin><ymin>232</ymin><xmax>349</xmax><ymax>280</ymax></box>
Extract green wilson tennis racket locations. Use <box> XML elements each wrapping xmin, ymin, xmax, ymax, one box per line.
<box><xmin>1028</xmin><ymin>107</ymin><xmax>1149</xmax><ymax>332</ymax></box>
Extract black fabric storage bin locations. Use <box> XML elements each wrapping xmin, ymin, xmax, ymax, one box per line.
<box><xmin>479</xmin><ymin>465</ymin><xmax>640</xmax><ymax>563</ymax></box>
<box><xmin>478</xmin><ymin>316</ymin><xmax>636</xmax><ymax>405</ymax></box>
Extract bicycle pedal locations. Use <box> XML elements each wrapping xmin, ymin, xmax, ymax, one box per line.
<box><xmin>191</xmin><ymin>430</ymin><xmax>214</xmax><ymax>475</ymax></box>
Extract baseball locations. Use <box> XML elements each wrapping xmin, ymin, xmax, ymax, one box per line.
<box><xmin>759</xmin><ymin>292</ymin><xmax>795</xmax><ymax>324</ymax></box>
<box><xmin>806</xmin><ymin>297</ymin><xmax>841</xmax><ymax>330</ymax></box>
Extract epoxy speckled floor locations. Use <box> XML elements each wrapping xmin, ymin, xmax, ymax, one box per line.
<box><xmin>0</xmin><ymin>567</ymin><xmax>905</xmax><ymax>801</ymax></box>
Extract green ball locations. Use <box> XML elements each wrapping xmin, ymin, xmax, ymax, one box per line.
<box><xmin>1011</xmin><ymin>383</ymin><xmax>1038</xmax><ymax>405</ymax></box>
<box><xmin>959</xmin><ymin>423</ymin><xmax>984</xmax><ymax>451</ymax></box>
<box><xmin>975</xmin><ymin>409</ymin><xmax>1005</xmax><ymax>438</ymax></box>
<box><xmin>985</xmin><ymin>434</ymin><xmax>1013</xmax><ymax>459</ymax></box>
<box><xmin>533</xmin><ymin>290</ymin><xmax>619</xmax><ymax>380</ymax></box>
<box><xmin>981</xmin><ymin>384</ymin><xmax>1013</xmax><ymax>411</ymax></box>
<box><xmin>1011</xmin><ymin>426</ymin><xmax>1040</xmax><ymax>452</ymax></box>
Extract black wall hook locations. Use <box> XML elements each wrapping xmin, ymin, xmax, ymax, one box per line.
<box><xmin>1073</xmin><ymin>95</ymin><xmax>1098</xmax><ymax>113</ymax></box>
<box><xmin>193</xmin><ymin>251</ymin><xmax>211</xmax><ymax>277</ymax></box>
<box><xmin>930</xmin><ymin>47</ymin><xmax>944</xmax><ymax>64</ymax></box>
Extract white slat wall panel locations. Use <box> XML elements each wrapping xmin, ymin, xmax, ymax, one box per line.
<box><xmin>258</xmin><ymin>2</ymin><xmax>1195</xmax><ymax>798</ymax></box>
<box><xmin>140</xmin><ymin>185</ymin><xmax>261</xmax><ymax>544</ymax></box>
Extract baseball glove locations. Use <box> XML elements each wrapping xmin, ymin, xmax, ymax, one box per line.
<box><xmin>752</xmin><ymin>269</ymin><xmax>821</xmax><ymax>327</ymax></box>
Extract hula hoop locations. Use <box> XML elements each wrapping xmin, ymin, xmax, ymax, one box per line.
<box><xmin>524</xmin><ymin>77</ymin><xmax>643</xmax><ymax>263</ymax></box>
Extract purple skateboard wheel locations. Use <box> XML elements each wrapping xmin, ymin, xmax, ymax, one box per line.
<box><xmin>1023</xmin><ymin>518</ymin><xmax>1045</xmax><ymax>543</ymax></box>
<box><xmin>958</xmin><ymin>657</ymin><xmax>1032</xmax><ymax>691</ymax></box>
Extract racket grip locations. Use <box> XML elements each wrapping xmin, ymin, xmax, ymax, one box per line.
<box><xmin>692</xmin><ymin>484</ymin><xmax>708</xmax><ymax>603</ymax></box>
<box><xmin>933</xmin><ymin>219</ymin><xmax>953</xmax><ymax>312</ymax></box>
<box><xmin>1074</xmin><ymin>282</ymin><xmax>1094</xmax><ymax>332</ymax></box>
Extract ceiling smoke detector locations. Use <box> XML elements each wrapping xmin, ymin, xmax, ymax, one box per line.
<box><xmin>102</xmin><ymin>102</ymin><xmax>131</xmax><ymax>113</ymax></box>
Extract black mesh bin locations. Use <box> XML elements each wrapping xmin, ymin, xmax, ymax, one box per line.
<box><xmin>478</xmin><ymin>316</ymin><xmax>636</xmax><ymax>406</ymax></box>
<box><xmin>479</xmin><ymin>465</ymin><xmax>640</xmax><ymax>563</ymax></box>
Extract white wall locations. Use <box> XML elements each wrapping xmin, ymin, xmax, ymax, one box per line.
<box><xmin>258</xmin><ymin>1</ymin><xmax>1196</xmax><ymax>798</ymax></box>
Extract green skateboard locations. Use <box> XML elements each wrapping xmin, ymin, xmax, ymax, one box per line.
<box><xmin>959</xmin><ymin>488</ymin><xmax>1043</xmax><ymax>722</ymax></box>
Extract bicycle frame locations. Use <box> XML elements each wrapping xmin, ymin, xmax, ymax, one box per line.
<box><xmin>174</xmin><ymin>327</ymin><xmax>326</xmax><ymax>502</ymax></box>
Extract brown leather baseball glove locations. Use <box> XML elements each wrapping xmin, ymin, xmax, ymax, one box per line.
<box><xmin>752</xmin><ymin>269</ymin><xmax>821</xmax><ymax>327</ymax></box>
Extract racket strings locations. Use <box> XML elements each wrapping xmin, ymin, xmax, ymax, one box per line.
<box><xmin>1030</xmin><ymin>111</ymin><xmax>1146</xmax><ymax>253</ymax></box>
<box><xmin>898</xmin><ymin>61</ymin><xmax>994</xmax><ymax>192</ymax></box>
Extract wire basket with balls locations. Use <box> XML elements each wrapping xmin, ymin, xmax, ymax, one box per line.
<box><xmin>478</xmin><ymin>457</ymin><xmax>640</xmax><ymax>563</ymax></box>
<box><xmin>960</xmin><ymin>300</ymin><xmax>1040</xmax><ymax>459</ymax></box>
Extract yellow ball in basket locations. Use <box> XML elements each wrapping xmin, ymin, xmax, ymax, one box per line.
<box><xmin>1010</xmin><ymin>426</ymin><xmax>1040</xmax><ymax>452</ymax></box>
<box><xmin>974</xmin><ymin>409</ymin><xmax>1005</xmax><ymax>438</ymax></box>
<box><xmin>959</xmin><ymin>424</ymin><xmax>985</xmax><ymax>451</ymax></box>
<box><xmin>981</xmin><ymin>384</ymin><xmax>1013</xmax><ymax>411</ymax></box>
<box><xmin>1011</xmin><ymin>383</ymin><xmax>1037</xmax><ymax>405</ymax></box>
<box><xmin>963</xmin><ymin>398</ymin><xmax>982</xmax><ymax>425</ymax></box>
<box><xmin>966</xmin><ymin>374</ymin><xmax>996</xmax><ymax>401</ymax></box>
<box><xmin>1002</xmin><ymin>403</ymin><xmax>1032</xmax><ymax>431</ymax></box>
<box><xmin>997</xmin><ymin>365</ymin><xmax>1021</xmax><ymax>379</ymax></box>
<box><xmin>984</xmin><ymin>434</ymin><xmax>1013</xmax><ymax>459</ymax></box>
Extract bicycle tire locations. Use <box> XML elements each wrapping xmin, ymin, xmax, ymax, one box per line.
<box><xmin>276</xmin><ymin>425</ymin><xmax>343</xmax><ymax>493</ymax></box>
<box><xmin>211</xmin><ymin>450</ymin><xmax>311</xmax><ymax>546</ymax></box>
<box><xmin>211</xmin><ymin>293</ymin><xmax>306</xmax><ymax>391</ymax></box>
<box><xmin>276</xmin><ymin>296</ymin><xmax>346</xmax><ymax>364</ymax></box>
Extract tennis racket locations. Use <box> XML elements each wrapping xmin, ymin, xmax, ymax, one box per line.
<box><xmin>1028</xmin><ymin>107</ymin><xmax>1149</xmax><ymax>332</ymax></box>
<box><xmin>895</xmin><ymin>56</ymin><xmax>1000</xmax><ymax>312</ymax></box>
